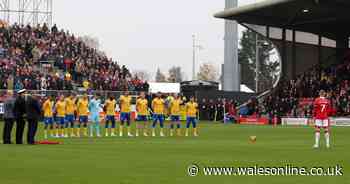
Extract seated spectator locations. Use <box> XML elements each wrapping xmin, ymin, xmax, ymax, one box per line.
<box><xmin>260</xmin><ymin>55</ymin><xmax>350</xmax><ymax>118</ymax></box>
<box><xmin>0</xmin><ymin>23</ymin><xmax>147</xmax><ymax>92</ymax></box>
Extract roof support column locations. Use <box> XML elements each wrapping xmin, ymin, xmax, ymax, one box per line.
<box><xmin>318</xmin><ymin>35</ymin><xmax>322</xmax><ymax>79</ymax></box>
<box><xmin>223</xmin><ymin>0</ymin><xmax>240</xmax><ymax>91</ymax></box>
<box><xmin>281</xmin><ymin>28</ymin><xmax>287</xmax><ymax>80</ymax></box>
<box><xmin>291</xmin><ymin>30</ymin><xmax>296</xmax><ymax>79</ymax></box>
<box><xmin>266</xmin><ymin>26</ymin><xmax>270</xmax><ymax>39</ymax></box>
<box><xmin>336</xmin><ymin>35</ymin><xmax>349</xmax><ymax>63</ymax></box>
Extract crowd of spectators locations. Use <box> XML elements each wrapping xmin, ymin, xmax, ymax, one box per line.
<box><xmin>0</xmin><ymin>23</ymin><xmax>148</xmax><ymax>92</ymax></box>
<box><xmin>2</xmin><ymin>23</ymin><xmax>349</xmax><ymax>118</ymax></box>
<box><xmin>259</xmin><ymin>54</ymin><xmax>350</xmax><ymax>118</ymax></box>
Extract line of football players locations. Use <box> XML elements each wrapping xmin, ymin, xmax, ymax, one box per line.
<box><xmin>41</xmin><ymin>91</ymin><xmax>199</xmax><ymax>139</ymax></box>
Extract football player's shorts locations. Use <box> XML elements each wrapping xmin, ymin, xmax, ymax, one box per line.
<box><xmin>153</xmin><ymin>114</ymin><xmax>164</xmax><ymax>123</ymax></box>
<box><xmin>137</xmin><ymin>115</ymin><xmax>148</xmax><ymax>122</ymax></box>
<box><xmin>56</xmin><ymin>117</ymin><xmax>66</xmax><ymax>125</ymax></box>
<box><xmin>315</xmin><ymin>119</ymin><xmax>329</xmax><ymax>128</ymax></box>
<box><xmin>170</xmin><ymin>115</ymin><xmax>180</xmax><ymax>122</ymax></box>
<box><xmin>44</xmin><ymin>117</ymin><xmax>54</xmax><ymax>125</ymax></box>
<box><xmin>65</xmin><ymin>114</ymin><xmax>75</xmax><ymax>123</ymax></box>
<box><xmin>106</xmin><ymin>115</ymin><xmax>115</xmax><ymax>122</ymax></box>
<box><xmin>186</xmin><ymin>117</ymin><xmax>197</xmax><ymax>128</ymax></box>
<box><xmin>186</xmin><ymin>117</ymin><xmax>197</xmax><ymax>124</ymax></box>
<box><xmin>120</xmin><ymin>112</ymin><xmax>131</xmax><ymax>121</ymax></box>
<box><xmin>79</xmin><ymin>116</ymin><xmax>88</xmax><ymax>123</ymax></box>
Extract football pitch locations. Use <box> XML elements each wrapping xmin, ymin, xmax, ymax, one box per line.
<box><xmin>0</xmin><ymin>122</ymin><xmax>349</xmax><ymax>184</ymax></box>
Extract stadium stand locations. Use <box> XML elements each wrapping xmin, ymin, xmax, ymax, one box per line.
<box><xmin>0</xmin><ymin>22</ymin><xmax>348</xmax><ymax>119</ymax></box>
<box><xmin>0</xmin><ymin>23</ymin><xmax>149</xmax><ymax>92</ymax></box>
<box><xmin>260</xmin><ymin>53</ymin><xmax>350</xmax><ymax>118</ymax></box>
<box><xmin>215</xmin><ymin>0</ymin><xmax>350</xmax><ymax>120</ymax></box>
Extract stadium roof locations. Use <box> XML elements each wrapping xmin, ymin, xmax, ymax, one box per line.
<box><xmin>214</xmin><ymin>0</ymin><xmax>350</xmax><ymax>40</ymax></box>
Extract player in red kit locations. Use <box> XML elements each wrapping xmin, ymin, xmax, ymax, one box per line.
<box><xmin>313</xmin><ymin>90</ymin><xmax>331</xmax><ymax>149</ymax></box>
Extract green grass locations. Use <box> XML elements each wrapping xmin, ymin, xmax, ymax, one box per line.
<box><xmin>0</xmin><ymin>122</ymin><xmax>349</xmax><ymax>184</ymax></box>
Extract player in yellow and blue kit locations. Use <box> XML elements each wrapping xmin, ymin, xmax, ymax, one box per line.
<box><xmin>104</xmin><ymin>95</ymin><xmax>117</xmax><ymax>136</ymax></box>
<box><xmin>169</xmin><ymin>94</ymin><xmax>182</xmax><ymax>136</ymax></box>
<box><xmin>136</xmin><ymin>92</ymin><xmax>149</xmax><ymax>137</ymax></box>
<box><xmin>165</xmin><ymin>94</ymin><xmax>174</xmax><ymax>116</ymax></box>
<box><xmin>151</xmin><ymin>92</ymin><xmax>165</xmax><ymax>137</ymax></box>
<box><xmin>55</xmin><ymin>95</ymin><xmax>66</xmax><ymax>138</ymax></box>
<box><xmin>119</xmin><ymin>91</ymin><xmax>133</xmax><ymax>137</ymax></box>
<box><xmin>65</xmin><ymin>94</ymin><xmax>76</xmax><ymax>137</ymax></box>
<box><xmin>77</xmin><ymin>94</ymin><xmax>89</xmax><ymax>137</ymax></box>
<box><xmin>185</xmin><ymin>96</ymin><xmax>199</xmax><ymax>137</ymax></box>
<box><xmin>42</xmin><ymin>96</ymin><xmax>54</xmax><ymax>139</ymax></box>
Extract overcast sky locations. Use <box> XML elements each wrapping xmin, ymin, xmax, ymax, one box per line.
<box><xmin>54</xmin><ymin>0</ymin><xmax>263</xmax><ymax>81</ymax></box>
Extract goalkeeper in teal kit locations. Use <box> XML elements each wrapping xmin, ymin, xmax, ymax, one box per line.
<box><xmin>89</xmin><ymin>95</ymin><xmax>102</xmax><ymax>137</ymax></box>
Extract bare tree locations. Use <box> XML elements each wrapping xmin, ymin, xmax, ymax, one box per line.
<box><xmin>167</xmin><ymin>66</ymin><xmax>183</xmax><ymax>82</ymax></box>
<box><xmin>155</xmin><ymin>68</ymin><xmax>167</xmax><ymax>82</ymax></box>
<box><xmin>197</xmin><ymin>62</ymin><xmax>219</xmax><ymax>81</ymax></box>
<box><xmin>133</xmin><ymin>70</ymin><xmax>151</xmax><ymax>81</ymax></box>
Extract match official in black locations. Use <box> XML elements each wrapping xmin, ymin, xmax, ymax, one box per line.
<box><xmin>13</xmin><ymin>89</ymin><xmax>27</xmax><ymax>144</ymax></box>
<box><xmin>25</xmin><ymin>93</ymin><xmax>41</xmax><ymax>145</ymax></box>
<box><xmin>2</xmin><ymin>90</ymin><xmax>15</xmax><ymax>144</ymax></box>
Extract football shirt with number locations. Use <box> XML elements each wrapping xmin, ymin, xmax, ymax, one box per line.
<box><xmin>313</xmin><ymin>97</ymin><xmax>331</xmax><ymax>120</ymax></box>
